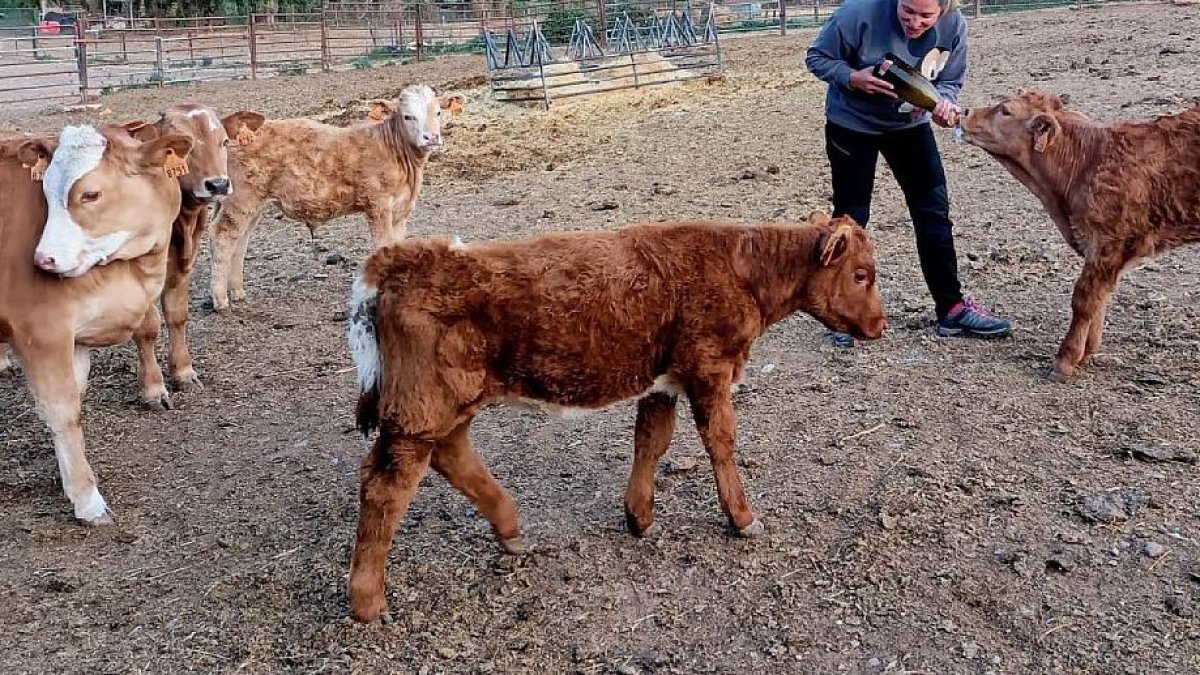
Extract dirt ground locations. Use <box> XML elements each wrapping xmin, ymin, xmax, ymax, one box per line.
<box><xmin>2</xmin><ymin>2</ymin><xmax>1199</xmax><ymax>673</ymax></box>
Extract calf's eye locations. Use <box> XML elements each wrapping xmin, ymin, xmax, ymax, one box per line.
<box><xmin>853</xmin><ymin>269</ymin><xmax>868</xmax><ymax>284</ymax></box>
<box><xmin>81</xmin><ymin>191</ymin><xmax>102</xmax><ymax>203</ymax></box>
<box><xmin>403</xmin><ymin>114</ymin><xmax>416</xmax><ymax>121</ymax></box>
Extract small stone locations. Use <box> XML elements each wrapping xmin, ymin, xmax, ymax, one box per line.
<box><xmin>324</xmin><ymin>253</ymin><xmax>345</xmax><ymax>265</ymax></box>
<box><xmin>332</xmin><ymin>310</ymin><xmax>348</xmax><ymax>322</ymax></box>
<box><xmin>867</xmin><ymin>657</ymin><xmax>882</xmax><ymax>669</ymax></box>
<box><xmin>436</xmin><ymin>648</ymin><xmax>458</xmax><ymax>660</ymax></box>
<box><xmin>493</xmin><ymin>195</ymin><xmax>522</xmax><ymax>206</ymax></box>
<box><xmin>590</xmin><ymin>200</ymin><xmax>619</xmax><ymax>211</ymax></box>
<box><xmin>880</xmin><ymin>513</ymin><xmax>899</xmax><ymax>530</ymax></box>
<box><xmin>765</xmin><ymin>165</ymin><xmax>780</xmax><ymax>175</ymax></box>
<box><xmin>961</xmin><ymin>641</ymin><xmax>980</xmax><ymax>660</ymax></box>
<box><xmin>1144</xmin><ymin>542</ymin><xmax>1166</xmax><ymax>559</ymax></box>
<box><xmin>541</xmin><ymin>209</ymin><xmax>557</xmax><ymax>219</ymax></box>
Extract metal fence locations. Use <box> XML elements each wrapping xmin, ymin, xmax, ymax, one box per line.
<box><xmin>0</xmin><ymin>0</ymin><xmax>1120</xmax><ymax>108</ymax></box>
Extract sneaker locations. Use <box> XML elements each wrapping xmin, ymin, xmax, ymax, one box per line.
<box><xmin>936</xmin><ymin>297</ymin><xmax>1012</xmax><ymax>338</ymax></box>
<box><xmin>824</xmin><ymin>330</ymin><xmax>856</xmax><ymax>348</ymax></box>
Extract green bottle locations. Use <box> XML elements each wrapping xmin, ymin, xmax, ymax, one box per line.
<box><xmin>872</xmin><ymin>52</ymin><xmax>942</xmax><ymax>112</ymax></box>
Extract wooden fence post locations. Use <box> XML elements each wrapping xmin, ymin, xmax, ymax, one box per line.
<box><xmin>74</xmin><ymin>20</ymin><xmax>88</xmax><ymax>102</ymax></box>
<box><xmin>596</xmin><ymin>0</ymin><xmax>608</xmax><ymax>48</ymax></box>
<box><xmin>973</xmin><ymin>0</ymin><xmax>981</xmax><ymax>18</ymax></box>
<box><xmin>155</xmin><ymin>36</ymin><xmax>164</xmax><ymax>86</ymax></box>
<box><xmin>780</xmin><ymin>0</ymin><xmax>788</xmax><ymax>35</ymax></box>
<box><xmin>414</xmin><ymin>7</ymin><xmax>424</xmax><ymax>62</ymax></box>
<box><xmin>249</xmin><ymin>13</ymin><xmax>258</xmax><ymax>79</ymax></box>
<box><xmin>320</xmin><ymin>8</ymin><xmax>329</xmax><ymax>71</ymax></box>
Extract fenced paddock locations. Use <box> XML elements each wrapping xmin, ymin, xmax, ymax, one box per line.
<box><xmin>0</xmin><ymin>0</ymin><xmax>1115</xmax><ymax>108</ymax></box>
<box><xmin>1</xmin><ymin>2</ymin><xmax>1197</xmax><ymax>674</ymax></box>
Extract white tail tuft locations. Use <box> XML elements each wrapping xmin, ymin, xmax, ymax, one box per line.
<box><xmin>348</xmin><ymin>275</ymin><xmax>380</xmax><ymax>393</ymax></box>
<box><xmin>449</xmin><ymin>235</ymin><xmax>467</xmax><ymax>251</ymax></box>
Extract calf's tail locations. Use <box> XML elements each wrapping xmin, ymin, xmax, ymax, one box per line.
<box><xmin>348</xmin><ymin>273</ymin><xmax>381</xmax><ymax>436</ymax></box>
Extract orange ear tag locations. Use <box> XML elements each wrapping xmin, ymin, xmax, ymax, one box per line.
<box><xmin>25</xmin><ymin>154</ymin><xmax>47</xmax><ymax>182</ymax></box>
<box><xmin>164</xmin><ymin>148</ymin><xmax>189</xmax><ymax>179</ymax></box>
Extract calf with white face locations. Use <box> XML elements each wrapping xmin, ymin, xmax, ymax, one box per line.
<box><xmin>1</xmin><ymin>123</ymin><xmax>191</xmax><ymax>523</ymax></box>
<box><xmin>207</xmin><ymin>83</ymin><xmax>459</xmax><ymax>312</ymax></box>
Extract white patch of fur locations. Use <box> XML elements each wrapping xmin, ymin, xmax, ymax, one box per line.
<box><xmin>37</xmin><ymin>125</ymin><xmax>108</xmax><ymax>275</ymax></box>
<box><xmin>187</xmin><ymin>107</ymin><xmax>220</xmax><ymax>132</ymax></box>
<box><xmin>397</xmin><ymin>84</ymin><xmax>442</xmax><ymax>151</ymax></box>
<box><xmin>449</xmin><ymin>236</ymin><xmax>467</xmax><ymax>251</ymax></box>
<box><xmin>348</xmin><ymin>275</ymin><xmax>380</xmax><ymax>393</ymax></box>
<box><xmin>503</xmin><ymin>374</ymin><xmax>684</xmax><ymax>419</ymax></box>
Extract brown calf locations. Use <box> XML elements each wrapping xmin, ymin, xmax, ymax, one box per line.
<box><xmin>0</xmin><ymin>124</ymin><xmax>192</xmax><ymax>523</ymax></box>
<box><xmin>959</xmin><ymin>91</ymin><xmax>1200</xmax><ymax>379</ymax></box>
<box><xmin>208</xmin><ymin>83</ymin><xmax>459</xmax><ymax>313</ymax></box>
<box><xmin>344</xmin><ymin>213</ymin><xmax>888</xmax><ymax>622</ymax></box>
<box><xmin>123</xmin><ymin>105</ymin><xmax>265</xmax><ymax>404</ymax></box>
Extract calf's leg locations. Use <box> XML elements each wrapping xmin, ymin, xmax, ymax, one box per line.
<box><xmin>1053</xmin><ymin>257</ymin><xmax>1122</xmax><ymax>381</ymax></box>
<box><xmin>366</xmin><ymin>202</ymin><xmax>396</xmax><ymax>249</ymax></box>
<box><xmin>430</xmin><ymin>420</ymin><xmax>523</xmax><ymax>553</ymax></box>
<box><xmin>162</xmin><ymin>235</ymin><xmax>202</xmax><ymax>391</ymax></box>
<box><xmin>18</xmin><ymin>339</ymin><xmax>111</xmax><ymax>524</ymax></box>
<box><xmin>624</xmin><ymin>393</ymin><xmax>677</xmax><ymax>537</ymax></box>
<box><xmin>229</xmin><ymin>221</ymin><xmax>254</xmax><ymax>303</ymax></box>
<box><xmin>209</xmin><ymin>199</ymin><xmax>258</xmax><ymax>313</ymax></box>
<box><xmin>686</xmin><ymin>374</ymin><xmax>761</xmax><ymax>536</ymax></box>
<box><xmin>132</xmin><ymin>304</ymin><xmax>172</xmax><ymax>410</ymax></box>
<box><xmin>348</xmin><ymin>433</ymin><xmax>433</xmax><ymax>623</ymax></box>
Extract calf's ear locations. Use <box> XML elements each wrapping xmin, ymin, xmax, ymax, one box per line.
<box><xmin>139</xmin><ymin>133</ymin><xmax>194</xmax><ymax>176</ymax></box>
<box><xmin>366</xmin><ymin>99</ymin><xmax>394</xmax><ymax>122</ymax></box>
<box><xmin>120</xmin><ymin>119</ymin><xmax>159</xmax><ymax>142</ymax></box>
<box><xmin>16</xmin><ymin>138</ymin><xmax>54</xmax><ymax>181</ymax></box>
<box><xmin>439</xmin><ymin>93</ymin><xmax>465</xmax><ymax>115</ymax></box>
<box><xmin>1029</xmin><ymin>114</ymin><xmax>1060</xmax><ymax>153</ymax></box>
<box><xmin>221</xmin><ymin>111</ymin><xmax>266</xmax><ymax>145</ymax></box>
<box><xmin>820</xmin><ymin>223</ymin><xmax>857</xmax><ymax>267</ymax></box>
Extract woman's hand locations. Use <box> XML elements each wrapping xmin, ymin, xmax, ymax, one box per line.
<box><xmin>848</xmin><ymin>66</ymin><xmax>897</xmax><ymax>98</ymax></box>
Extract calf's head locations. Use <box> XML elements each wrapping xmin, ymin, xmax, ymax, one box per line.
<box><xmin>388</xmin><ymin>84</ymin><xmax>462</xmax><ymax>153</ymax></box>
<box><xmin>19</xmin><ymin>124</ymin><xmax>193</xmax><ymax>277</ymax></box>
<box><xmin>957</xmin><ymin>90</ymin><xmax>1073</xmax><ymax>160</ymax></box>
<box><xmin>126</xmin><ymin>105</ymin><xmax>265</xmax><ymax>203</ymax></box>
<box><xmin>805</xmin><ymin>214</ymin><xmax>887</xmax><ymax>340</ymax></box>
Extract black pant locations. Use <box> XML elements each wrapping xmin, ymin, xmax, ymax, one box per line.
<box><xmin>824</xmin><ymin>120</ymin><xmax>963</xmax><ymax>319</ymax></box>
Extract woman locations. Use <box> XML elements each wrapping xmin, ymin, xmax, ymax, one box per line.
<box><xmin>806</xmin><ymin>0</ymin><xmax>1011</xmax><ymax>346</ymax></box>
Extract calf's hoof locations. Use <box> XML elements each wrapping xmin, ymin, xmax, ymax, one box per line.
<box><xmin>142</xmin><ymin>388</ymin><xmax>174</xmax><ymax>411</ymax></box>
<box><xmin>76</xmin><ymin>500</ymin><xmax>114</xmax><ymax>526</ymax></box>
<box><xmin>348</xmin><ymin>581</ymin><xmax>388</xmax><ymax>624</ymax></box>
<box><xmin>231</xmin><ymin>289</ymin><xmax>247</xmax><ymax>303</ymax></box>
<box><xmin>80</xmin><ymin>511</ymin><xmax>114</xmax><ymax>526</ymax></box>
<box><xmin>499</xmin><ymin>536</ymin><xmax>527</xmax><ymax>555</ymax></box>
<box><xmin>735</xmin><ymin>518</ymin><xmax>765</xmax><ymax>538</ymax></box>
<box><xmin>624</xmin><ymin>508</ymin><xmax>659</xmax><ymax>539</ymax></box>
<box><xmin>174</xmin><ymin>369</ymin><xmax>203</xmax><ymax>393</ymax></box>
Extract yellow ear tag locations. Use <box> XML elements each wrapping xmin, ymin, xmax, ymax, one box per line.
<box><xmin>236</xmin><ymin>125</ymin><xmax>256</xmax><ymax>146</ymax></box>
<box><xmin>26</xmin><ymin>154</ymin><xmax>48</xmax><ymax>182</ymax></box>
<box><xmin>164</xmin><ymin>148</ymin><xmax>189</xmax><ymax>179</ymax></box>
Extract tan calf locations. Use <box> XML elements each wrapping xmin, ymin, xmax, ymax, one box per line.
<box><xmin>123</xmin><ymin>105</ymin><xmax>265</xmax><ymax>404</ymax></box>
<box><xmin>208</xmin><ymin>83</ymin><xmax>458</xmax><ymax>312</ymax></box>
<box><xmin>959</xmin><ymin>91</ymin><xmax>1200</xmax><ymax>379</ymax></box>
<box><xmin>0</xmin><ymin>124</ymin><xmax>192</xmax><ymax>523</ymax></box>
<box><xmin>344</xmin><ymin>213</ymin><xmax>888</xmax><ymax>622</ymax></box>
